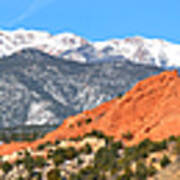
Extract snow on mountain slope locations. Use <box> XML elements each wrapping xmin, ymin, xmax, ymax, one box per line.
<box><xmin>1</xmin><ymin>29</ymin><xmax>180</xmax><ymax>67</ymax></box>
<box><xmin>94</xmin><ymin>37</ymin><xmax>180</xmax><ymax>67</ymax></box>
<box><xmin>0</xmin><ymin>29</ymin><xmax>88</xmax><ymax>62</ymax></box>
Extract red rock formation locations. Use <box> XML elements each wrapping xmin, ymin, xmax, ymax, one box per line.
<box><xmin>1</xmin><ymin>70</ymin><xmax>180</xmax><ymax>155</ymax></box>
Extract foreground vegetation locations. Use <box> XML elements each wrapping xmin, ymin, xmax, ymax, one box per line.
<box><xmin>0</xmin><ymin>131</ymin><xmax>180</xmax><ymax>180</ymax></box>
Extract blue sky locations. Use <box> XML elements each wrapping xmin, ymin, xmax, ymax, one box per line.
<box><xmin>0</xmin><ymin>0</ymin><xmax>180</xmax><ymax>42</ymax></box>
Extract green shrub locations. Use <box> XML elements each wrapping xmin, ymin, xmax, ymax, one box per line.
<box><xmin>124</xmin><ymin>146</ymin><xmax>137</xmax><ymax>158</ymax></box>
<box><xmin>37</xmin><ymin>144</ymin><xmax>46</xmax><ymax>151</ymax></box>
<box><xmin>111</xmin><ymin>141</ymin><xmax>123</xmax><ymax>150</ymax></box>
<box><xmin>139</xmin><ymin>149</ymin><xmax>149</xmax><ymax>159</ymax></box>
<box><xmin>25</xmin><ymin>150</ymin><xmax>31</xmax><ymax>156</ymax></box>
<box><xmin>117</xmin><ymin>93</ymin><xmax>123</xmax><ymax>98</ymax></box>
<box><xmin>55</xmin><ymin>140</ymin><xmax>60</xmax><ymax>145</ymax></box>
<box><xmin>1</xmin><ymin>161</ymin><xmax>13</xmax><ymax>174</ymax></box>
<box><xmin>83</xmin><ymin>143</ymin><xmax>92</xmax><ymax>154</ymax></box>
<box><xmin>64</xmin><ymin>147</ymin><xmax>78</xmax><ymax>160</ymax></box>
<box><xmin>15</xmin><ymin>159</ymin><xmax>23</xmax><ymax>166</ymax></box>
<box><xmin>53</xmin><ymin>155</ymin><xmax>64</xmax><ymax>166</ymax></box>
<box><xmin>45</xmin><ymin>141</ymin><xmax>52</xmax><ymax>146</ymax></box>
<box><xmin>135</xmin><ymin>160</ymin><xmax>148</xmax><ymax>180</ymax></box>
<box><xmin>78</xmin><ymin>165</ymin><xmax>100</xmax><ymax>179</ymax></box>
<box><xmin>16</xmin><ymin>177</ymin><xmax>24</xmax><ymax>180</ymax></box>
<box><xmin>147</xmin><ymin>165</ymin><xmax>157</xmax><ymax>177</ymax></box>
<box><xmin>34</xmin><ymin>156</ymin><xmax>46</xmax><ymax>168</ymax></box>
<box><xmin>85</xmin><ymin>118</ymin><xmax>92</xmax><ymax>124</ymax></box>
<box><xmin>168</xmin><ymin>135</ymin><xmax>177</xmax><ymax>142</ymax></box>
<box><xmin>77</xmin><ymin>158</ymin><xmax>84</xmax><ymax>165</ymax></box>
<box><xmin>23</xmin><ymin>155</ymin><xmax>35</xmax><ymax>172</ymax></box>
<box><xmin>160</xmin><ymin>155</ymin><xmax>171</xmax><ymax>168</ymax></box>
<box><xmin>48</xmin><ymin>149</ymin><xmax>54</xmax><ymax>154</ymax></box>
<box><xmin>122</xmin><ymin>131</ymin><xmax>133</xmax><ymax>140</ymax></box>
<box><xmin>95</xmin><ymin>147</ymin><xmax>117</xmax><ymax>171</ymax></box>
<box><xmin>138</xmin><ymin>138</ymin><xmax>152</xmax><ymax>149</ymax></box>
<box><xmin>150</xmin><ymin>140</ymin><xmax>167</xmax><ymax>152</ymax></box>
<box><xmin>117</xmin><ymin>158</ymin><xmax>130</xmax><ymax>170</ymax></box>
<box><xmin>53</xmin><ymin>146</ymin><xmax>78</xmax><ymax>160</ymax></box>
<box><xmin>86</xmin><ymin>130</ymin><xmax>106</xmax><ymax>139</ymax></box>
<box><xmin>77</xmin><ymin>121</ymin><xmax>82</xmax><ymax>127</ymax></box>
<box><xmin>69</xmin><ymin>136</ymin><xmax>82</xmax><ymax>141</ymax></box>
<box><xmin>18</xmin><ymin>151</ymin><xmax>23</xmax><ymax>156</ymax></box>
<box><xmin>47</xmin><ymin>168</ymin><xmax>61</xmax><ymax>180</ymax></box>
<box><xmin>30</xmin><ymin>171</ymin><xmax>42</xmax><ymax>180</ymax></box>
<box><xmin>105</xmin><ymin>136</ymin><xmax>114</xmax><ymax>146</ymax></box>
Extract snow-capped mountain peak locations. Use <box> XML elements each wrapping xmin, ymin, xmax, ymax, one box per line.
<box><xmin>94</xmin><ymin>36</ymin><xmax>180</xmax><ymax>67</ymax></box>
<box><xmin>0</xmin><ymin>29</ymin><xmax>87</xmax><ymax>58</ymax></box>
<box><xmin>1</xmin><ymin>29</ymin><xmax>180</xmax><ymax>67</ymax></box>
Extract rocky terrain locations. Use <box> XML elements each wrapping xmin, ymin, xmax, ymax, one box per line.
<box><xmin>0</xmin><ymin>70</ymin><xmax>180</xmax><ymax>153</ymax></box>
<box><xmin>0</xmin><ymin>48</ymin><xmax>162</xmax><ymax>128</ymax></box>
<box><xmin>47</xmin><ymin>70</ymin><xmax>180</xmax><ymax>145</ymax></box>
<box><xmin>1</xmin><ymin>71</ymin><xmax>180</xmax><ymax>179</ymax></box>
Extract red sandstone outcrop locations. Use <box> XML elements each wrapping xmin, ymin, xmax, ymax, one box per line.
<box><xmin>1</xmin><ymin>70</ymin><xmax>180</xmax><ymax>155</ymax></box>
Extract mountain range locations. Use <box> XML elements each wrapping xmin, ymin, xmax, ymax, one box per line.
<box><xmin>0</xmin><ymin>49</ymin><xmax>162</xmax><ymax>128</ymax></box>
<box><xmin>1</xmin><ymin>29</ymin><xmax>180</xmax><ymax>67</ymax></box>
<box><xmin>1</xmin><ymin>29</ymin><xmax>180</xmax><ymax>179</ymax></box>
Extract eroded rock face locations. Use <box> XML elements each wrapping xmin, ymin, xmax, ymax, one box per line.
<box><xmin>43</xmin><ymin>70</ymin><xmax>180</xmax><ymax>143</ymax></box>
<box><xmin>1</xmin><ymin>70</ymin><xmax>180</xmax><ymax>155</ymax></box>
